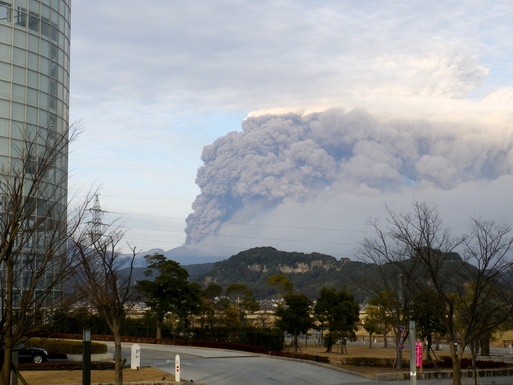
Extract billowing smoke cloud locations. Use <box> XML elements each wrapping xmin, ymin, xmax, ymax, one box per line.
<box><xmin>184</xmin><ymin>108</ymin><xmax>513</xmax><ymax>258</ymax></box>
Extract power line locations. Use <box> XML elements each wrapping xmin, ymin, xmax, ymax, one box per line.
<box><xmin>123</xmin><ymin>227</ymin><xmax>360</xmax><ymax>248</ymax></box>
<box><xmin>104</xmin><ymin>209</ymin><xmax>372</xmax><ymax>235</ymax></box>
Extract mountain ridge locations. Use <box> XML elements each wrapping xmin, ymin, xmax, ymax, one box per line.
<box><xmin>190</xmin><ymin>246</ymin><xmax>372</xmax><ymax>299</ymax></box>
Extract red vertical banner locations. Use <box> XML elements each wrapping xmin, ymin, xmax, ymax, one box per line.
<box><xmin>415</xmin><ymin>341</ymin><xmax>423</xmax><ymax>368</ymax></box>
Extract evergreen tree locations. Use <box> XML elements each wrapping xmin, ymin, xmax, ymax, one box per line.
<box><xmin>135</xmin><ymin>254</ymin><xmax>201</xmax><ymax>338</ymax></box>
<box><xmin>314</xmin><ymin>287</ymin><xmax>359</xmax><ymax>353</ymax></box>
<box><xmin>275</xmin><ymin>293</ymin><xmax>313</xmax><ymax>353</ymax></box>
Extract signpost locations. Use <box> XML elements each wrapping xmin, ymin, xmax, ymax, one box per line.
<box><xmin>131</xmin><ymin>344</ymin><xmax>141</xmax><ymax>370</ymax></box>
<box><xmin>409</xmin><ymin>321</ymin><xmax>417</xmax><ymax>385</ymax></box>
<box><xmin>175</xmin><ymin>354</ymin><xmax>181</xmax><ymax>382</ymax></box>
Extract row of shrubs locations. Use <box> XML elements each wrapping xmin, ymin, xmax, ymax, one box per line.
<box><xmin>20</xmin><ymin>361</ymin><xmax>114</xmax><ymax>371</ymax></box>
<box><xmin>342</xmin><ymin>356</ymin><xmax>509</xmax><ymax>369</ymax></box>
<box><xmin>435</xmin><ymin>356</ymin><xmax>509</xmax><ymax>369</ymax></box>
<box><xmin>25</xmin><ymin>337</ymin><xmax>107</xmax><ymax>355</ymax></box>
<box><xmin>342</xmin><ymin>357</ymin><xmax>395</xmax><ymax>367</ymax></box>
<box><xmin>37</xmin><ymin>324</ymin><xmax>285</xmax><ymax>351</ymax></box>
<box><xmin>270</xmin><ymin>351</ymin><xmax>330</xmax><ymax>363</ymax></box>
<box><xmin>28</xmin><ymin>334</ymin><xmax>328</xmax><ymax>366</ymax></box>
<box><xmin>48</xmin><ymin>333</ymin><xmax>273</xmax><ymax>355</ymax></box>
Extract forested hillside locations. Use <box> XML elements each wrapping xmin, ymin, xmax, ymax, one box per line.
<box><xmin>190</xmin><ymin>246</ymin><xmax>374</xmax><ymax>300</ymax></box>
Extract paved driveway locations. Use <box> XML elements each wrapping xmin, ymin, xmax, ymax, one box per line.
<box><xmin>114</xmin><ymin>343</ymin><xmax>372</xmax><ymax>385</ymax></box>
<box><xmin>106</xmin><ymin>342</ymin><xmax>513</xmax><ymax>385</ymax></box>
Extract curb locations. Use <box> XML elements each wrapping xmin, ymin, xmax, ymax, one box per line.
<box><xmin>65</xmin><ymin>353</ymin><xmax>114</xmax><ymax>362</ymax></box>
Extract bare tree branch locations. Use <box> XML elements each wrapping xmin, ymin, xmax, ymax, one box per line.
<box><xmin>357</xmin><ymin>201</ymin><xmax>513</xmax><ymax>385</ymax></box>
<box><xmin>0</xmin><ymin>124</ymin><xmax>86</xmax><ymax>385</ymax></box>
<box><xmin>70</xmin><ymin>200</ymin><xmax>138</xmax><ymax>385</ymax></box>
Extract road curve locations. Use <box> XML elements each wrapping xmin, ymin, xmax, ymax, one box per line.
<box><xmin>105</xmin><ymin>342</ymin><xmax>513</xmax><ymax>385</ymax></box>
<box><xmin>109</xmin><ymin>342</ymin><xmax>372</xmax><ymax>385</ymax></box>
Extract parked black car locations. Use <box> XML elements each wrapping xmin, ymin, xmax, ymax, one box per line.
<box><xmin>16</xmin><ymin>344</ymin><xmax>49</xmax><ymax>363</ymax></box>
<box><xmin>1</xmin><ymin>344</ymin><xmax>50</xmax><ymax>364</ymax></box>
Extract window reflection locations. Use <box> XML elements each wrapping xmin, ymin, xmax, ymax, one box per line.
<box><xmin>15</xmin><ymin>6</ymin><xmax>26</xmax><ymax>26</ymax></box>
<box><xmin>41</xmin><ymin>19</ymin><xmax>49</xmax><ymax>37</ymax></box>
<box><xmin>0</xmin><ymin>1</ymin><xmax>11</xmax><ymax>22</ymax></box>
<box><xmin>3</xmin><ymin>1</ymin><xmax>65</xmax><ymax>56</ymax></box>
<box><xmin>50</xmin><ymin>24</ymin><xmax>57</xmax><ymax>41</ymax></box>
<box><xmin>50</xmin><ymin>44</ymin><xmax>57</xmax><ymax>78</ymax></box>
<box><xmin>29</xmin><ymin>11</ymin><xmax>39</xmax><ymax>31</ymax></box>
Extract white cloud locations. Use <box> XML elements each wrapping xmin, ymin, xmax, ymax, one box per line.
<box><xmin>72</xmin><ymin>1</ymin><xmax>513</xmax><ymax>114</ymax></box>
<box><xmin>69</xmin><ymin>1</ymin><xmax>513</xmax><ymax>256</ymax></box>
<box><xmin>184</xmin><ymin>107</ymin><xmax>513</xmax><ymax>260</ymax></box>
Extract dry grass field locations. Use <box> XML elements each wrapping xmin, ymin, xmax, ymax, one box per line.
<box><xmin>300</xmin><ymin>342</ymin><xmax>420</xmax><ymax>376</ymax></box>
<box><xmin>18</xmin><ymin>367</ymin><xmax>172</xmax><ymax>385</ymax></box>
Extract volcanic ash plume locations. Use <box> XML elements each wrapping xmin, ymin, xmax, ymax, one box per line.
<box><xmin>184</xmin><ymin>108</ymin><xmax>513</xmax><ymax>255</ymax></box>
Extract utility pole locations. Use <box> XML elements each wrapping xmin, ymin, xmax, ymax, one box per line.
<box><xmin>409</xmin><ymin>321</ymin><xmax>417</xmax><ymax>385</ymax></box>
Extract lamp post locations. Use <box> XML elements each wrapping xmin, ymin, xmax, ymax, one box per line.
<box><xmin>83</xmin><ymin>330</ymin><xmax>91</xmax><ymax>385</ymax></box>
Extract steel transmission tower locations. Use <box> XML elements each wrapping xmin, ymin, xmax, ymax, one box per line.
<box><xmin>89</xmin><ymin>194</ymin><xmax>104</xmax><ymax>241</ymax></box>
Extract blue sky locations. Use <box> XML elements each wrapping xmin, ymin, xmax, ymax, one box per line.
<box><xmin>69</xmin><ymin>1</ymin><xmax>513</xmax><ymax>260</ymax></box>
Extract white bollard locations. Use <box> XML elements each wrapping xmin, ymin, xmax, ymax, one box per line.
<box><xmin>131</xmin><ymin>344</ymin><xmax>141</xmax><ymax>370</ymax></box>
<box><xmin>175</xmin><ymin>354</ymin><xmax>181</xmax><ymax>382</ymax></box>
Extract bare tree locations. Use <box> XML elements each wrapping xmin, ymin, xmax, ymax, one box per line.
<box><xmin>456</xmin><ymin>217</ymin><xmax>513</xmax><ymax>384</ymax></box>
<box><xmin>357</xmin><ymin>207</ymin><xmax>435</xmax><ymax>369</ymax></box>
<box><xmin>0</xmin><ymin>125</ymin><xmax>86</xmax><ymax>385</ymax></box>
<box><xmin>70</xmin><ymin>199</ymin><xmax>138</xmax><ymax>385</ymax></box>
<box><xmin>359</xmin><ymin>201</ymin><xmax>513</xmax><ymax>385</ymax></box>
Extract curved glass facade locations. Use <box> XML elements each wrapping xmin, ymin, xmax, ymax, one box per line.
<box><xmin>0</xmin><ymin>0</ymin><xmax>70</xmax><ymax>141</ymax></box>
<box><xmin>0</xmin><ymin>0</ymin><xmax>71</xmax><ymax>309</ymax></box>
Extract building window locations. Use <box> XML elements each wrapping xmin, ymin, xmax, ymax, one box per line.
<box><xmin>50</xmin><ymin>23</ymin><xmax>57</xmax><ymax>42</ymax></box>
<box><xmin>48</xmin><ymin>112</ymin><xmax>56</xmax><ymax>129</ymax></box>
<box><xmin>29</xmin><ymin>11</ymin><xmax>39</xmax><ymax>32</ymax></box>
<box><xmin>50</xmin><ymin>44</ymin><xmax>58</xmax><ymax>72</ymax></box>
<box><xmin>0</xmin><ymin>2</ymin><xmax>11</xmax><ymax>22</ymax></box>
<box><xmin>26</xmin><ymin>154</ymin><xmax>38</xmax><ymax>175</ymax></box>
<box><xmin>41</xmin><ymin>19</ymin><xmax>49</xmax><ymax>37</ymax></box>
<box><xmin>14</xmin><ymin>6</ymin><xmax>26</xmax><ymax>27</ymax></box>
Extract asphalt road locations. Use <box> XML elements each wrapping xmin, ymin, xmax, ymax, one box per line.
<box><xmin>105</xmin><ymin>342</ymin><xmax>513</xmax><ymax>385</ymax></box>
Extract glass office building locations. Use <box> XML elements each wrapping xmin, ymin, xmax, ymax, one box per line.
<box><xmin>0</xmin><ymin>0</ymin><xmax>71</xmax><ymax>309</ymax></box>
<box><xmin>0</xmin><ymin>0</ymin><xmax>70</xmax><ymax>136</ymax></box>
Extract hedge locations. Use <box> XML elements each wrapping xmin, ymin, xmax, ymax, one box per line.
<box><xmin>25</xmin><ymin>337</ymin><xmax>107</xmax><ymax>355</ymax></box>
<box><xmin>342</xmin><ymin>356</ymin><xmax>510</xmax><ymax>369</ymax></box>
